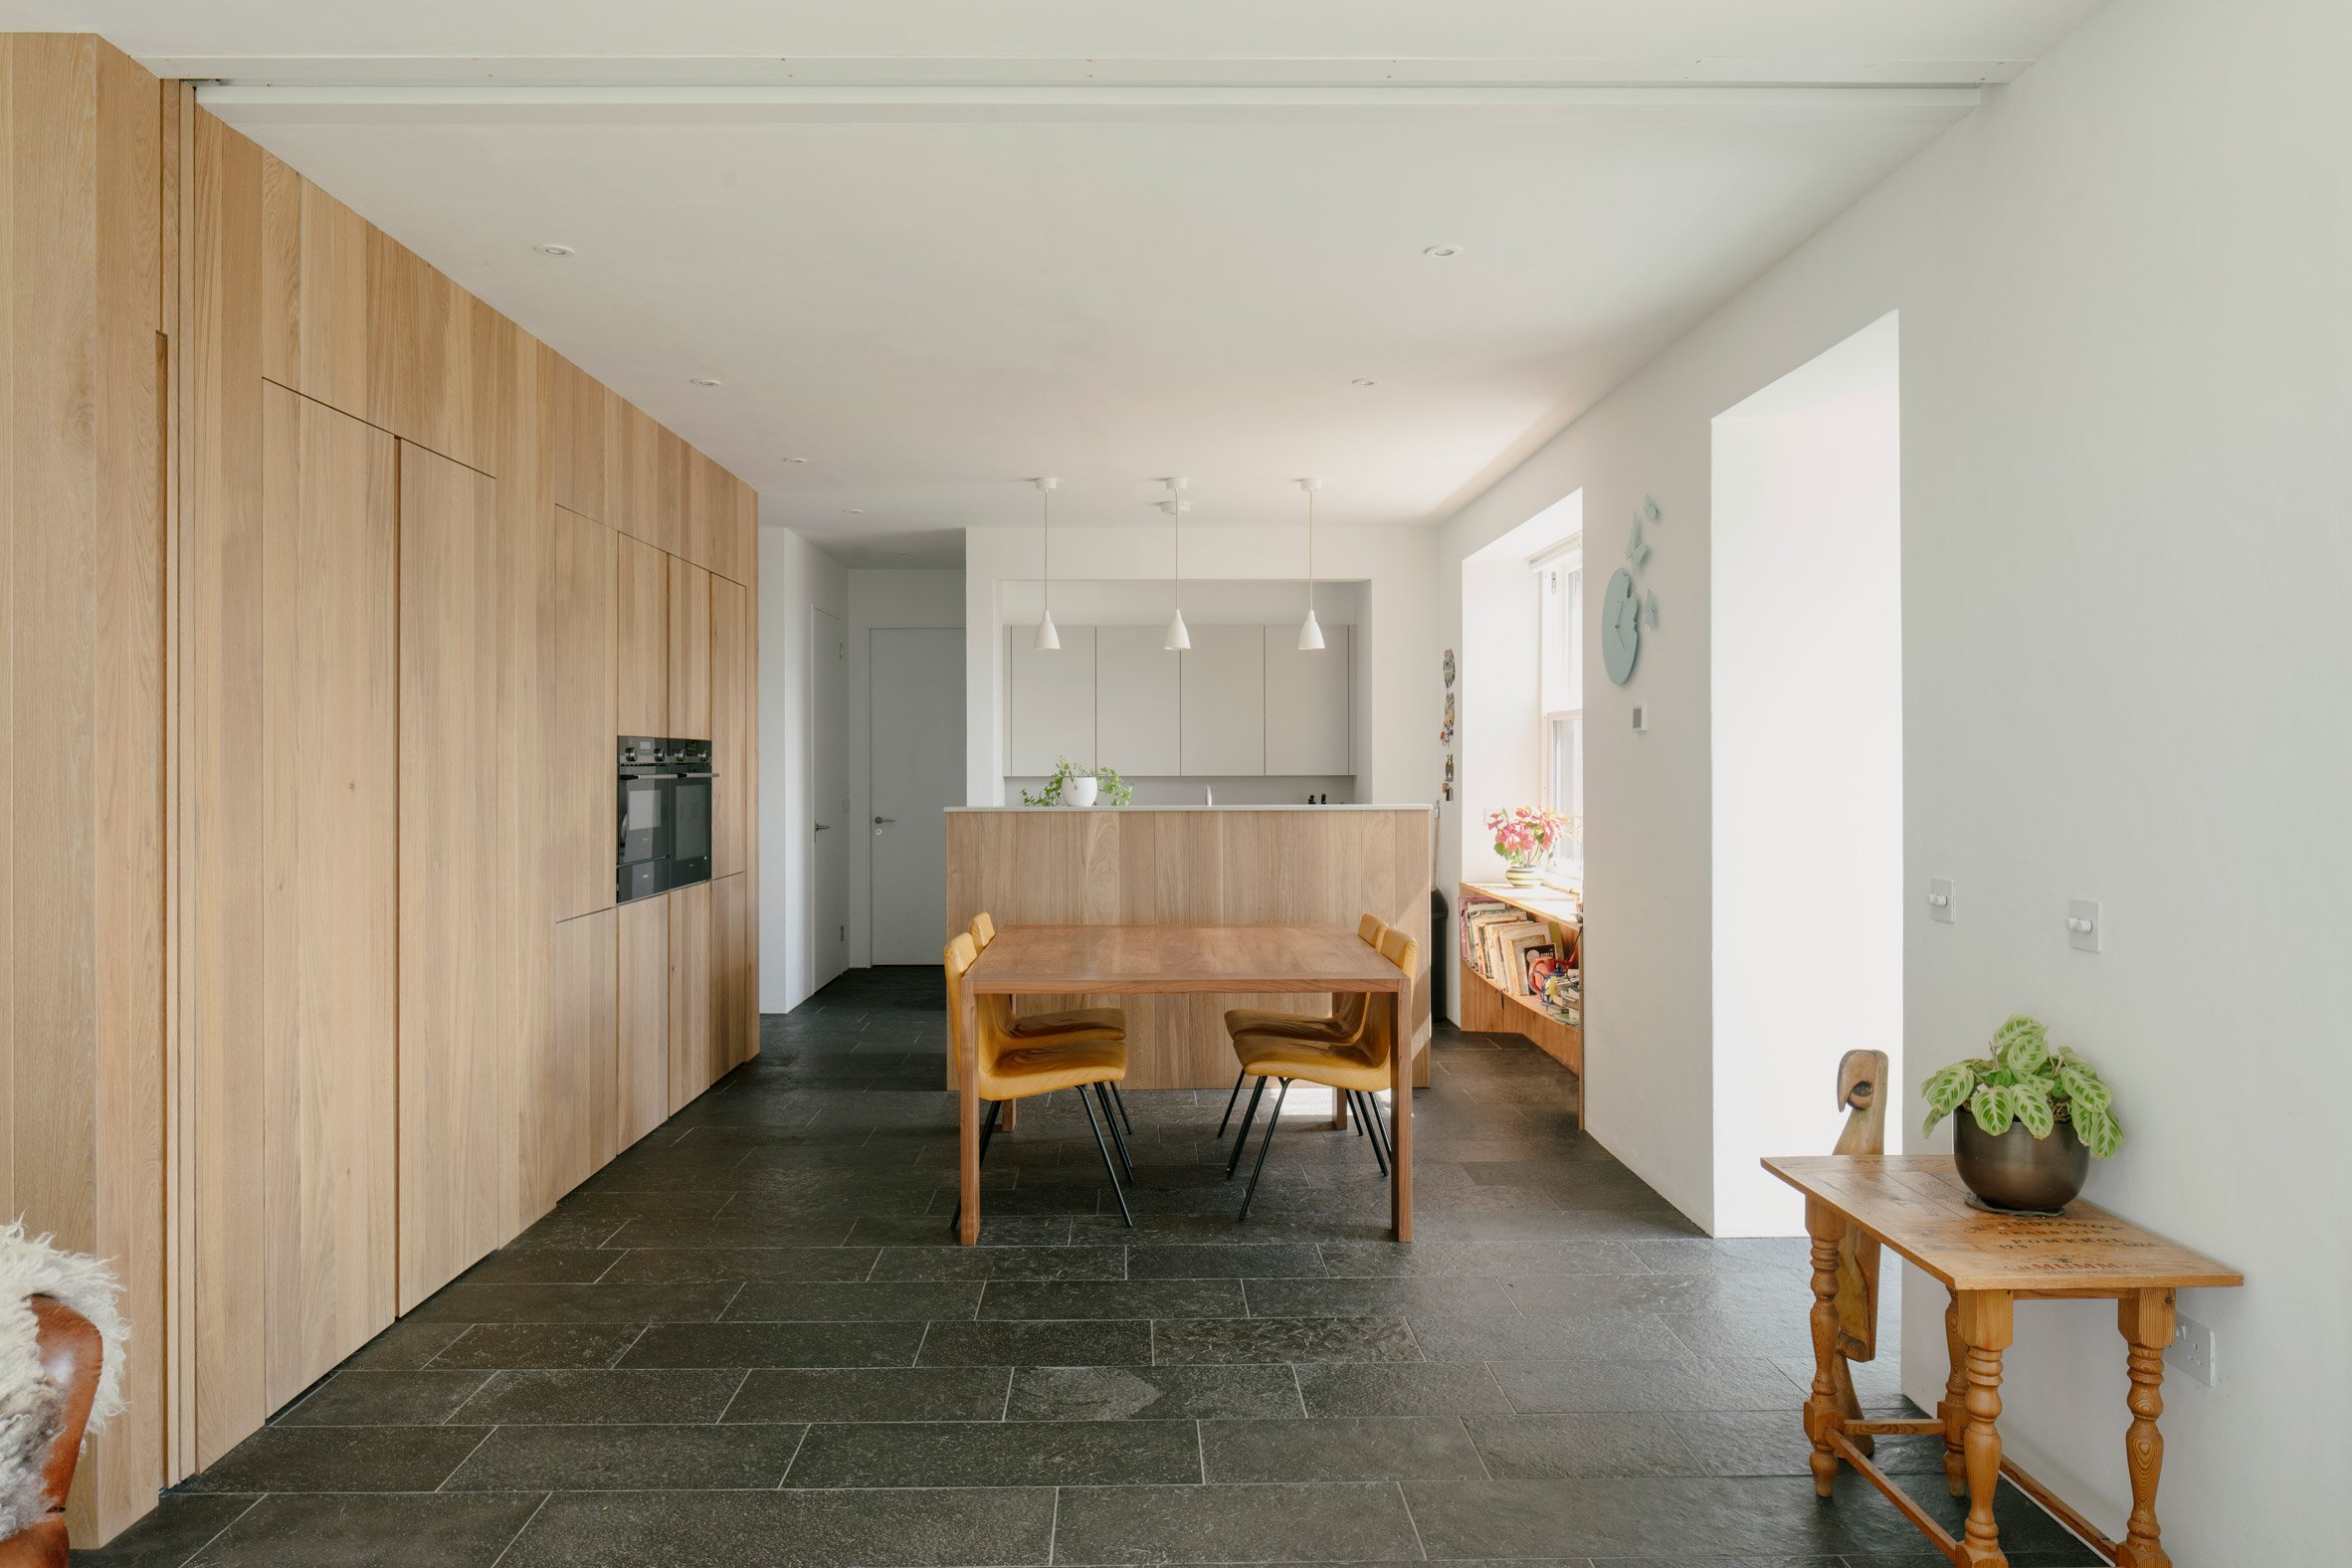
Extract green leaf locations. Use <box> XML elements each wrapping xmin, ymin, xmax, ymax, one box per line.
<box><xmin>2073</xmin><ymin>1104</ymin><xmax>2126</xmax><ymax>1159</ymax></box>
<box><xmin>1921</xmin><ymin>1063</ymin><xmax>1978</xmax><ymax>1136</ymax></box>
<box><xmin>1969</xmin><ymin>1083</ymin><xmax>2015</xmax><ymax>1137</ymax></box>
<box><xmin>2056</xmin><ymin>1061</ymin><xmax>2111</xmax><ymax>1115</ymax></box>
<box><xmin>2010</xmin><ymin>1081</ymin><xmax>2057</xmax><ymax>1139</ymax></box>
<box><xmin>1991</xmin><ymin>1015</ymin><xmax>2050</xmax><ymax>1077</ymax></box>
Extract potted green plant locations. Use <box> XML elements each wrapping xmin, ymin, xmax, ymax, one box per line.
<box><xmin>1020</xmin><ymin>757</ymin><xmax>1134</xmax><ymax>809</ymax></box>
<box><xmin>1921</xmin><ymin>1015</ymin><xmax>2123</xmax><ymax>1213</ymax></box>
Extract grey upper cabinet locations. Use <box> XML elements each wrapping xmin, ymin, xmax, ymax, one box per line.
<box><xmin>1094</xmin><ymin>626</ymin><xmax>1182</xmax><ymax>777</ymax></box>
<box><xmin>1264</xmin><ymin>624</ymin><xmax>1352</xmax><ymax>775</ymax></box>
<box><xmin>1178</xmin><ymin>625</ymin><xmax>1266</xmax><ymax>776</ymax></box>
<box><xmin>1007</xmin><ymin>625</ymin><xmax>1095</xmax><ymax>774</ymax></box>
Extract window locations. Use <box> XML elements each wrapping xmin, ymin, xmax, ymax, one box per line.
<box><xmin>1533</xmin><ymin>541</ymin><xmax>1583</xmax><ymax>882</ymax></box>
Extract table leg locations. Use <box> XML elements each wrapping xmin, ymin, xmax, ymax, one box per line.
<box><xmin>957</xmin><ymin>988</ymin><xmax>981</xmax><ymax>1246</ymax></box>
<box><xmin>1956</xmin><ymin>1289</ymin><xmax>2015</xmax><ymax>1568</ymax></box>
<box><xmin>1333</xmin><ymin>1088</ymin><xmax>1349</xmax><ymax>1131</ymax></box>
<box><xmin>1387</xmin><ymin>987</ymin><xmax>1413</xmax><ymax>1242</ymax></box>
<box><xmin>1803</xmin><ymin>1199</ymin><xmax>1845</xmax><ymax>1497</ymax></box>
<box><xmin>1940</xmin><ymin>1292</ymin><xmax>1969</xmax><ymax>1496</ymax></box>
<box><xmin>2117</xmin><ymin>1288</ymin><xmax>2176</xmax><ymax>1568</ymax></box>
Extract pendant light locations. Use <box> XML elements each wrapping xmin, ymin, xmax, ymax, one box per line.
<box><xmin>1162</xmin><ymin>478</ymin><xmax>1192</xmax><ymax>651</ymax></box>
<box><xmin>1296</xmin><ymin>477</ymin><xmax>1326</xmax><ymax>651</ymax></box>
<box><xmin>1033</xmin><ymin>477</ymin><xmax>1061</xmax><ymax>651</ymax></box>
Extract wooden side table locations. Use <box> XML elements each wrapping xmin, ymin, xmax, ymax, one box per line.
<box><xmin>1762</xmin><ymin>1155</ymin><xmax>2242</xmax><ymax>1568</ymax></box>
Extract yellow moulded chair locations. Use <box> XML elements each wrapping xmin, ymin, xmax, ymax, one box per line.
<box><xmin>1225</xmin><ymin>929</ymin><xmax>1420</xmax><ymax>1222</ymax></box>
<box><xmin>1216</xmin><ymin>913</ymin><xmax>1387</xmax><ymax>1141</ymax></box>
<box><xmin>967</xmin><ymin>912</ymin><xmax>1133</xmax><ymax>1135</ymax></box>
<box><xmin>944</xmin><ymin>932</ymin><xmax>1136</xmax><ymax>1226</ymax></box>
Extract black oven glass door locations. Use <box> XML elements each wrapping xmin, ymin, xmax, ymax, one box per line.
<box><xmin>619</xmin><ymin>773</ymin><xmax>671</xmax><ymax>869</ymax></box>
<box><xmin>669</xmin><ymin>775</ymin><xmax>713</xmax><ymax>886</ymax></box>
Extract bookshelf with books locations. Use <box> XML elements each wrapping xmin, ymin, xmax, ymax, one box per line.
<box><xmin>1458</xmin><ymin>882</ymin><xmax>1583</xmax><ymax>1076</ymax></box>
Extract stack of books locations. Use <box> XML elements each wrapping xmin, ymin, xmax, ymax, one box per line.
<box><xmin>1459</xmin><ymin>890</ymin><xmax>1581</xmax><ymax>1029</ymax></box>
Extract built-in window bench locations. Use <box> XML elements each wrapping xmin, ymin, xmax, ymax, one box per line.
<box><xmin>1459</xmin><ymin>882</ymin><xmax>1582</xmax><ymax>1076</ymax></box>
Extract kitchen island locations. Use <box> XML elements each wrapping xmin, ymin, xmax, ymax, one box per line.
<box><xmin>944</xmin><ymin>805</ymin><xmax>1434</xmax><ymax>1089</ymax></box>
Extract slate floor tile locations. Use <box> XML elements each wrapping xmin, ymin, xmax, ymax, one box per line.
<box><xmin>1489</xmin><ymin>1356</ymin><xmax>1807</xmax><ymax>1414</ymax></box>
<box><xmin>276</xmin><ymin>1368</ymin><xmax>489</xmax><ymax>1426</ymax></box>
<box><xmin>721</xmin><ymin>1365</ymin><xmax>1013</xmax><ymax>1423</ymax></box>
<box><xmin>1468</xmin><ymin>1412</ymin><xmax>1701</xmax><ymax>1477</ymax></box>
<box><xmin>1152</xmin><ymin>1315</ymin><xmax>1421</xmax><ymax>1364</ymax></box>
<box><xmin>405</xmin><ymin>1280</ymin><xmax>740</xmax><ymax>1324</ymax></box>
<box><xmin>917</xmin><ymin>1318</ymin><xmax>1154</xmax><ymax>1366</ymax></box>
<box><xmin>444</xmin><ymin>1422</ymin><xmax>806</xmax><ymax>1490</ymax></box>
<box><xmin>1292</xmin><ymin>1362</ymin><xmax>1513</xmax><ymax>1417</ymax></box>
<box><xmin>979</xmin><ymin>1278</ymin><xmax>1245</xmax><ymax>1320</ymax></box>
<box><xmin>598</xmin><ymin>1247</ymin><xmax>882</xmax><ymax>1283</ymax></box>
<box><xmin>450</xmin><ymin>1368</ymin><xmax>746</xmax><ymax>1424</ymax></box>
<box><xmin>1242</xmin><ymin>1275</ymin><xmax>1519</xmax><ymax>1318</ymax></box>
<box><xmin>333</xmin><ymin>1319</ymin><xmax>468</xmax><ymax>1371</ymax></box>
<box><xmin>1006</xmin><ymin>1364</ymin><xmax>1302</xmax><ymax>1421</ymax></box>
<box><xmin>1408</xmin><ymin>1309</ymin><xmax>1691</xmax><ymax>1363</ymax></box>
<box><xmin>454</xmin><ymin>1247</ymin><xmax>620</xmax><ymax>1284</ymax></box>
<box><xmin>1125</xmin><ymin>1244</ymin><xmax>1326</xmax><ymax>1278</ymax></box>
<box><xmin>1667</xmin><ymin>1409</ymin><xmax>1952</xmax><ymax>1478</ymax></box>
<box><xmin>427</xmin><ymin>1322</ymin><xmax>645</xmax><ymax>1370</ymax></box>
<box><xmin>1053</xmin><ymin>1481</ymin><xmax>1422</xmax><ymax>1565</ymax></box>
<box><xmin>63</xmin><ymin>1492</ymin><xmax>258</xmax><ymax>1567</ymax></box>
<box><xmin>785</xmin><ymin>1418</ymin><xmax>1199</xmax><ymax>1486</ymax></box>
<box><xmin>182</xmin><ymin>1492</ymin><xmax>541</xmax><ymax>1567</ymax></box>
<box><xmin>498</xmin><ymin>1484</ymin><xmax>1057</xmax><ymax>1568</ymax></box>
<box><xmin>869</xmin><ymin>1245</ymin><xmax>1125</xmax><ymax>1280</ymax></box>
<box><xmin>178</xmin><ymin>1426</ymin><xmax>490</xmax><ymax>1493</ymax></box>
<box><xmin>1318</xmin><ymin>1239</ymin><xmax>1647</xmax><ymax>1276</ymax></box>
<box><xmin>1200</xmin><ymin>1415</ymin><xmax>1486</xmax><ymax>1481</ymax></box>
<box><xmin>620</xmin><ymin>1319</ymin><xmax>924</xmax><ymax>1369</ymax></box>
<box><xmin>723</xmin><ymin>1278</ymin><xmax>983</xmax><ymax>1321</ymax></box>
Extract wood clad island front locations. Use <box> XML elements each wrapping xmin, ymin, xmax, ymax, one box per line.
<box><xmin>945</xmin><ymin>806</ymin><xmax>1434</xmax><ymax>1089</ymax></box>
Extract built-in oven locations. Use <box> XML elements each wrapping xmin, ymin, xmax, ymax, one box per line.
<box><xmin>617</xmin><ymin>736</ymin><xmax>715</xmax><ymax>903</ymax></box>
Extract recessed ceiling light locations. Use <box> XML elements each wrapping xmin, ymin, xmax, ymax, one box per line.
<box><xmin>531</xmin><ymin>243</ymin><xmax>576</xmax><ymax>258</ymax></box>
<box><xmin>1351</xmin><ymin>377</ymin><xmax>1378</xmax><ymax>387</ymax></box>
<box><xmin>845</xmin><ymin>507</ymin><xmax>866</xmax><ymax>514</ymax></box>
<box><xmin>783</xmin><ymin>456</ymin><xmax>809</xmax><ymax>464</ymax></box>
<box><xmin>688</xmin><ymin>376</ymin><xmax>722</xmax><ymax>388</ymax></box>
<box><xmin>1423</xmin><ymin>244</ymin><xmax>1465</xmax><ymax>259</ymax></box>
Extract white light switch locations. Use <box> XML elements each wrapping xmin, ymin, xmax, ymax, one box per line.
<box><xmin>1927</xmin><ymin>878</ymin><xmax>1956</xmax><ymax>924</ymax></box>
<box><xmin>1631</xmin><ymin>705</ymin><xmax>1649</xmax><ymax>733</ymax></box>
<box><xmin>2067</xmin><ymin>898</ymin><xmax>2103</xmax><ymax>953</ymax></box>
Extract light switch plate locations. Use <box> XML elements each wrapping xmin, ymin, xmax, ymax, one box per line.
<box><xmin>1631</xmin><ymin>704</ymin><xmax>1649</xmax><ymax>733</ymax></box>
<box><xmin>2067</xmin><ymin>897</ymin><xmax>2103</xmax><ymax>953</ymax></box>
<box><xmin>1928</xmin><ymin>878</ymin><xmax>1956</xmax><ymax>924</ymax></box>
<box><xmin>2167</xmin><ymin>1313</ymin><xmax>2216</xmax><ymax>1385</ymax></box>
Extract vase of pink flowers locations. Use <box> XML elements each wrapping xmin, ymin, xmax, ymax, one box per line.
<box><xmin>1488</xmin><ymin>805</ymin><xmax>1571</xmax><ymax>886</ymax></box>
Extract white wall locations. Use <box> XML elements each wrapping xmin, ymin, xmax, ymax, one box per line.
<box><xmin>846</xmin><ymin>568</ymin><xmax>966</xmax><ymax>969</ymax></box>
<box><xmin>1434</xmin><ymin>0</ymin><xmax>2350</xmax><ymax>1554</ymax></box>
<box><xmin>756</xmin><ymin>520</ymin><xmax>848</xmax><ymax>1012</ymax></box>
<box><xmin>1709</xmin><ymin>314</ymin><xmax>1903</xmax><ymax>1236</ymax></box>
<box><xmin>965</xmin><ymin>524</ymin><xmax>1439</xmax><ymax>810</ymax></box>
<box><xmin>1456</xmin><ymin>557</ymin><xmax>1543</xmax><ymax>894</ymax></box>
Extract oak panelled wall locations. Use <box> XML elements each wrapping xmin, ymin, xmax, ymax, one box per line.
<box><xmin>0</xmin><ymin>37</ymin><xmax>761</xmax><ymax>1542</ymax></box>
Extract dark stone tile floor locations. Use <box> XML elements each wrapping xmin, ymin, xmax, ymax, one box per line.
<box><xmin>78</xmin><ymin>965</ymin><xmax>2100</xmax><ymax>1567</ymax></box>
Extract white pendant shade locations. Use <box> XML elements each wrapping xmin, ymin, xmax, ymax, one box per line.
<box><xmin>1296</xmin><ymin>608</ymin><xmax>1325</xmax><ymax>651</ymax></box>
<box><xmin>1034</xmin><ymin>476</ymin><xmax>1061</xmax><ymax>651</ymax></box>
<box><xmin>1163</xmin><ymin>609</ymin><xmax>1192</xmax><ymax>652</ymax></box>
<box><xmin>1035</xmin><ymin>608</ymin><xmax>1061</xmax><ymax>651</ymax></box>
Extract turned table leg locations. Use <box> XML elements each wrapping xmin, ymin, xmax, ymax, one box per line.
<box><xmin>1955</xmin><ymin>1289</ymin><xmax>2015</xmax><ymax>1568</ymax></box>
<box><xmin>2117</xmin><ymin>1288</ymin><xmax>2176</xmax><ymax>1568</ymax></box>
<box><xmin>1940</xmin><ymin>1291</ymin><xmax>1969</xmax><ymax>1496</ymax></box>
<box><xmin>1803</xmin><ymin>1198</ymin><xmax>1846</xmax><ymax>1497</ymax></box>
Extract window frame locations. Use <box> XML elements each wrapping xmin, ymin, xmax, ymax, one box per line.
<box><xmin>1531</xmin><ymin>540</ymin><xmax>1584</xmax><ymax>888</ymax></box>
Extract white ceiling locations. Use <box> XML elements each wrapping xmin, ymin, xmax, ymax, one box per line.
<box><xmin>8</xmin><ymin>1</ymin><xmax>2108</xmax><ymax>563</ymax></box>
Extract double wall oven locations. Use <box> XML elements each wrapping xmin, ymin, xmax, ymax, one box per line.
<box><xmin>617</xmin><ymin>735</ymin><xmax>714</xmax><ymax>903</ymax></box>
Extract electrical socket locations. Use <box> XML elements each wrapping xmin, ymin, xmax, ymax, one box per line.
<box><xmin>2166</xmin><ymin>1313</ymin><xmax>2217</xmax><ymax>1385</ymax></box>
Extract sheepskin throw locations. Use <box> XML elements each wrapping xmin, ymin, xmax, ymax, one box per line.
<box><xmin>0</xmin><ymin>1221</ymin><xmax>126</xmax><ymax>1538</ymax></box>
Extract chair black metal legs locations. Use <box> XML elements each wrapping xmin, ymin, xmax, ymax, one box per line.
<box><xmin>1217</xmin><ymin>1070</ymin><xmax>1248</xmax><ymax>1137</ymax></box>
<box><xmin>1361</xmin><ymin>1089</ymin><xmax>1392</xmax><ymax>1168</ymax></box>
<box><xmin>1078</xmin><ymin>1084</ymin><xmax>1134</xmax><ymax>1228</ymax></box>
<box><xmin>978</xmin><ymin>1096</ymin><xmax>1004</xmax><ymax>1164</ymax></box>
<box><xmin>1108</xmin><ymin>1081</ymin><xmax>1136</xmax><ymax>1136</ymax></box>
<box><xmin>1237</xmin><ymin>1077</ymin><xmax>1292</xmax><ymax>1222</ymax></box>
<box><xmin>1093</xmin><ymin>1082</ymin><xmax>1136</xmax><ymax>1181</ymax></box>
<box><xmin>1349</xmin><ymin>1091</ymin><xmax>1388</xmax><ymax>1176</ymax></box>
<box><xmin>1226</xmin><ymin>1075</ymin><xmax>1270</xmax><ymax>1177</ymax></box>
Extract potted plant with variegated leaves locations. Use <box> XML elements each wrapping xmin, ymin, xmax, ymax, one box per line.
<box><xmin>1921</xmin><ymin>1015</ymin><xmax>2123</xmax><ymax>1214</ymax></box>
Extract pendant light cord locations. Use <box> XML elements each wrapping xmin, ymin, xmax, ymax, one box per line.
<box><xmin>1042</xmin><ymin>484</ymin><xmax>1051</xmax><ymax>614</ymax></box>
<box><xmin>1305</xmin><ymin>485</ymin><xmax>1315</xmax><ymax>612</ymax></box>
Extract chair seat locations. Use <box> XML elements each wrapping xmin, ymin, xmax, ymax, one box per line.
<box><xmin>1222</xmin><ymin>1007</ymin><xmax>1352</xmax><ymax>1043</ymax></box>
<box><xmin>1232</xmin><ymin>1033</ymin><xmax>1389</xmax><ymax>1092</ymax></box>
<box><xmin>981</xmin><ymin>1038</ymin><xmax>1128</xmax><ymax>1100</ymax></box>
<box><xmin>1011</xmin><ymin>1006</ymin><xmax>1125</xmax><ymax>1040</ymax></box>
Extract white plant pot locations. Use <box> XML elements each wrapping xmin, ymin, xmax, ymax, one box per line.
<box><xmin>1067</xmin><ymin>776</ymin><xmax>1099</xmax><ymax>808</ymax></box>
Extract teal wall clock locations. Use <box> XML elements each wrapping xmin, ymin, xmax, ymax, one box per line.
<box><xmin>1603</xmin><ymin>567</ymin><xmax>1641</xmax><ymax>685</ymax></box>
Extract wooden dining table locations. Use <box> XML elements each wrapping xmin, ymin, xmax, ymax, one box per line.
<box><xmin>955</xmin><ymin>923</ymin><xmax>1417</xmax><ymax>1246</ymax></box>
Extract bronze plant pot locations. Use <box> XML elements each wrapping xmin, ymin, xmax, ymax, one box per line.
<box><xmin>1953</xmin><ymin>1110</ymin><xmax>2089</xmax><ymax>1213</ymax></box>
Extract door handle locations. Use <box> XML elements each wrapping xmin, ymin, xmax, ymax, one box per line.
<box><xmin>874</xmin><ymin>816</ymin><xmax>894</xmax><ymax>824</ymax></box>
<box><xmin>815</xmin><ymin>823</ymin><xmax>832</xmax><ymax>832</ymax></box>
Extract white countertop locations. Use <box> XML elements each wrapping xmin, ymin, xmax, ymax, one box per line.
<box><xmin>948</xmin><ymin>803</ymin><xmax>1434</xmax><ymax>814</ymax></box>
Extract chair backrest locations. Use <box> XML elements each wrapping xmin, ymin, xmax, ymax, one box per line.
<box><xmin>1357</xmin><ymin>927</ymin><xmax>1419</xmax><ymax>1065</ymax></box>
<box><xmin>1329</xmin><ymin>914</ymin><xmax>1387</xmax><ymax>1033</ymax></box>
<box><xmin>1357</xmin><ymin>911</ymin><xmax>1384</xmax><ymax>945</ymax></box>
<box><xmin>970</xmin><ymin>911</ymin><xmax>997</xmax><ymax>950</ymax></box>
<box><xmin>943</xmin><ymin>931</ymin><xmax>1021</xmax><ymax>1072</ymax></box>
<box><xmin>1831</xmin><ymin>1048</ymin><xmax>1888</xmax><ymax>1360</ymax></box>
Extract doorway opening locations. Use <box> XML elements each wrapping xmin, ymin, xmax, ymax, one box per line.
<box><xmin>1709</xmin><ymin>310</ymin><xmax>1902</xmax><ymax>1237</ymax></box>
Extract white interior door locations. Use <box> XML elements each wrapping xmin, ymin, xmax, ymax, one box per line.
<box><xmin>813</xmin><ymin>609</ymin><xmax>849</xmax><ymax>987</ymax></box>
<box><xmin>870</xmin><ymin>628</ymin><xmax>965</xmax><ymax>964</ymax></box>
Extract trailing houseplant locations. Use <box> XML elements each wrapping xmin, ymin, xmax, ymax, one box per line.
<box><xmin>1021</xmin><ymin>757</ymin><xmax>1134</xmax><ymax>808</ymax></box>
<box><xmin>1922</xmin><ymin>1015</ymin><xmax>2122</xmax><ymax>1212</ymax></box>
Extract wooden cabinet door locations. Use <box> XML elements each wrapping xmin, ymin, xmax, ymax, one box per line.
<box><xmin>549</xmin><ymin>908</ymin><xmax>619</xmax><ymax>1193</ymax></box>
<box><xmin>669</xmin><ymin>556</ymin><xmax>711</xmax><ymax>738</ymax></box>
<box><xmin>1094</xmin><ymin>626</ymin><xmax>1181</xmax><ymax>777</ymax></box>
<box><xmin>1179</xmin><ymin>624</ymin><xmax>1265</xmax><ymax>776</ymax></box>
<box><xmin>1007</xmin><ymin>624</ymin><xmax>1094</xmax><ymax>775</ymax></box>
<box><xmin>666</xmin><ymin>880</ymin><xmax>715</xmax><ymax>1113</ymax></box>
<box><xmin>710</xmin><ymin>575</ymin><xmax>748</xmax><ymax>876</ymax></box>
<box><xmin>616</xmin><ymin>533</ymin><xmax>668</xmax><ymax>737</ymax></box>
<box><xmin>397</xmin><ymin>440</ymin><xmax>506</xmax><ymax>1311</ymax></box>
<box><xmin>550</xmin><ymin>506</ymin><xmax>616</xmax><ymax>916</ymax></box>
<box><xmin>713</xmin><ymin>874</ymin><xmax>752</xmax><ymax>1074</ymax></box>
<box><xmin>616</xmin><ymin>896</ymin><xmax>669</xmax><ymax>1148</ymax></box>
<box><xmin>1264</xmin><ymin>624</ymin><xmax>1352</xmax><ymax>775</ymax></box>
<box><xmin>252</xmin><ymin>385</ymin><xmax>400</xmax><ymax>1408</ymax></box>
